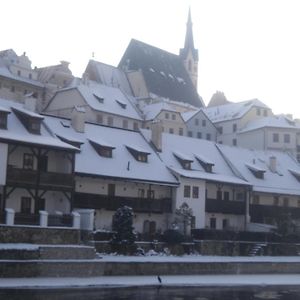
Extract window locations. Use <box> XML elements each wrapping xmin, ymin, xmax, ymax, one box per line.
<box><xmin>197</xmin><ymin>132</ymin><xmax>202</xmax><ymax>139</ymax></box>
<box><xmin>108</xmin><ymin>184</ymin><xmax>115</xmax><ymax>196</ymax></box>
<box><xmin>217</xmin><ymin>190</ymin><xmax>222</xmax><ymax>200</ymax></box>
<box><xmin>169</xmin><ymin>128</ymin><xmax>174</xmax><ymax>134</ymax></box>
<box><xmin>210</xmin><ymin>217</ymin><xmax>216</xmax><ymax>229</ymax></box>
<box><xmin>188</xmin><ymin>131</ymin><xmax>193</xmax><ymax>137</ymax></box>
<box><xmin>29</xmin><ymin>73</ymin><xmax>32</xmax><ymax>79</ymax></box>
<box><xmin>147</xmin><ymin>189</ymin><xmax>155</xmax><ymax>199</ymax></box>
<box><xmin>202</xmin><ymin>120</ymin><xmax>206</xmax><ymax>127</ymax></box>
<box><xmin>206</xmin><ymin>133</ymin><xmax>211</xmax><ymax>141</ymax></box>
<box><xmin>222</xmin><ymin>219</ymin><xmax>229</xmax><ymax>229</ymax></box>
<box><xmin>165</xmin><ymin>113</ymin><xmax>169</xmax><ymax>119</ymax></box>
<box><xmin>273</xmin><ymin>196</ymin><xmax>279</xmax><ymax>206</ymax></box>
<box><xmin>107</xmin><ymin>116</ymin><xmax>113</xmax><ymax>126</ymax></box>
<box><xmin>179</xmin><ymin>128</ymin><xmax>183</xmax><ymax>136</ymax></box>
<box><xmin>23</xmin><ymin>153</ymin><xmax>34</xmax><ymax>170</ymax></box>
<box><xmin>283</xmin><ymin>197</ymin><xmax>289</xmax><ymax>207</ymax></box>
<box><xmin>38</xmin><ymin>155</ymin><xmax>48</xmax><ymax>172</ymax></box>
<box><xmin>21</xmin><ymin>197</ymin><xmax>31</xmax><ymax>214</ymax></box>
<box><xmin>126</xmin><ymin>146</ymin><xmax>150</xmax><ymax>163</ymax></box>
<box><xmin>232</xmin><ymin>139</ymin><xmax>237</xmax><ymax>146</ymax></box>
<box><xmin>273</xmin><ymin>133</ymin><xmax>279</xmax><ymax>143</ymax></box>
<box><xmin>116</xmin><ymin>100</ymin><xmax>127</xmax><ymax>109</ymax></box>
<box><xmin>253</xmin><ymin>195</ymin><xmax>260</xmax><ymax>205</ymax></box>
<box><xmin>192</xmin><ymin>186</ymin><xmax>199</xmax><ymax>198</ymax></box>
<box><xmin>122</xmin><ymin>119</ymin><xmax>128</xmax><ymax>129</ymax></box>
<box><xmin>233</xmin><ymin>124</ymin><xmax>237</xmax><ymax>132</ymax></box>
<box><xmin>184</xmin><ymin>185</ymin><xmax>191</xmax><ymax>198</ymax></box>
<box><xmin>195</xmin><ymin>119</ymin><xmax>199</xmax><ymax>126</ymax></box>
<box><xmin>138</xmin><ymin>189</ymin><xmax>145</xmax><ymax>198</ymax></box>
<box><xmin>224</xmin><ymin>191</ymin><xmax>229</xmax><ymax>201</ymax></box>
<box><xmin>263</xmin><ymin>109</ymin><xmax>268</xmax><ymax>117</ymax></box>
<box><xmin>218</xmin><ymin>126</ymin><xmax>223</xmax><ymax>134</ymax></box>
<box><xmin>284</xmin><ymin>134</ymin><xmax>290</xmax><ymax>143</ymax></box>
<box><xmin>93</xmin><ymin>94</ymin><xmax>104</xmax><ymax>103</ymax></box>
<box><xmin>256</xmin><ymin>108</ymin><xmax>261</xmax><ymax>116</ymax></box>
<box><xmin>133</xmin><ymin>122</ymin><xmax>139</xmax><ymax>131</ymax></box>
<box><xmin>172</xmin><ymin>114</ymin><xmax>176</xmax><ymax>120</ymax></box>
<box><xmin>17</xmin><ymin>70</ymin><xmax>21</xmax><ymax>76</ymax></box>
<box><xmin>97</xmin><ymin>114</ymin><xmax>103</xmax><ymax>124</ymax></box>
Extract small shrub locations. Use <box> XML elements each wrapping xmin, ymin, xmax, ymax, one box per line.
<box><xmin>162</xmin><ymin>229</ymin><xmax>184</xmax><ymax>245</ymax></box>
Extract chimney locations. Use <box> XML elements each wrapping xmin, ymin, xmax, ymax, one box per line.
<box><xmin>151</xmin><ymin>120</ymin><xmax>163</xmax><ymax>152</ymax></box>
<box><xmin>71</xmin><ymin>106</ymin><xmax>85</xmax><ymax>133</ymax></box>
<box><xmin>82</xmin><ymin>72</ymin><xmax>89</xmax><ymax>85</ymax></box>
<box><xmin>269</xmin><ymin>156</ymin><xmax>277</xmax><ymax>172</ymax></box>
<box><xmin>24</xmin><ymin>95</ymin><xmax>37</xmax><ymax>112</ymax></box>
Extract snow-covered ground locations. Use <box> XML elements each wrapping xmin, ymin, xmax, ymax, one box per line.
<box><xmin>1</xmin><ymin>274</ymin><xmax>300</xmax><ymax>289</ymax></box>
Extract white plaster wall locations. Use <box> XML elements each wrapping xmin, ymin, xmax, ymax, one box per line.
<box><xmin>174</xmin><ymin>176</ymin><xmax>206</xmax><ymax>228</ymax></box>
<box><xmin>0</xmin><ymin>143</ymin><xmax>8</xmax><ymax>185</ymax></box>
<box><xmin>238</xmin><ymin>129</ymin><xmax>265</xmax><ymax>150</ymax></box>
<box><xmin>205</xmin><ymin>213</ymin><xmax>245</xmax><ymax>231</ymax></box>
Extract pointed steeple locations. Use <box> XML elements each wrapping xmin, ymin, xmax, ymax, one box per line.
<box><xmin>180</xmin><ymin>7</ymin><xmax>198</xmax><ymax>61</ymax></box>
<box><xmin>179</xmin><ymin>8</ymin><xmax>199</xmax><ymax>90</ymax></box>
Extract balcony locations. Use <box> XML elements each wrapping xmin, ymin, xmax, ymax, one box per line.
<box><xmin>74</xmin><ymin>193</ymin><xmax>172</xmax><ymax>214</ymax></box>
<box><xmin>205</xmin><ymin>198</ymin><xmax>246</xmax><ymax>215</ymax></box>
<box><xmin>6</xmin><ymin>167</ymin><xmax>74</xmax><ymax>190</ymax></box>
<box><xmin>250</xmin><ymin>204</ymin><xmax>300</xmax><ymax>222</ymax></box>
<box><xmin>14</xmin><ymin>213</ymin><xmax>39</xmax><ymax>226</ymax></box>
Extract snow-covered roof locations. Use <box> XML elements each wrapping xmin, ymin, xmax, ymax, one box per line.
<box><xmin>203</xmin><ymin>99</ymin><xmax>270</xmax><ymax>123</ymax></box>
<box><xmin>173</xmin><ymin>151</ymin><xmax>194</xmax><ymax>162</ymax></box>
<box><xmin>0</xmin><ymin>105</ymin><xmax>11</xmax><ymax>113</ymax></box>
<box><xmin>141</xmin><ymin>102</ymin><xmax>180</xmax><ymax>121</ymax></box>
<box><xmin>44</xmin><ymin>115</ymin><xmax>178</xmax><ymax>186</ymax></box>
<box><xmin>217</xmin><ymin>143</ymin><xmax>300</xmax><ymax>196</ymax></box>
<box><xmin>239</xmin><ymin>115</ymin><xmax>299</xmax><ymax>133</ymax></box>
<box><xmin>194</xmin><ymin>153</ymin><xmax>214</xmax><ymax>166</ymax></box>
<box><xmin>141</xmin><ymin>129</ymin><xmax>249</xmax><ymax>186</ymax></box>
<box><xmin>12</xmin><ymin>106</ymin><xmax>44</xmax><ymax>119</ymax></box>
<box><xmin>75</xmin><ymin>81</ymin><xmax>142</xmax><ymax>120</ymax></box>
<box><xmin>0</xmin><ymin>99</ymin><xmax>77</xmax><ymax>151</ymax></box>
<box><xmin>85</xmin><ymin>60</ymin><xmax>133</xmax><ymax>96</ymax></box>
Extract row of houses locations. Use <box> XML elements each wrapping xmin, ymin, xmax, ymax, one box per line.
<box><xmin>1</xmin><ymin>98</ymin><xmax>300</xmax><ymax>235</ymax></box>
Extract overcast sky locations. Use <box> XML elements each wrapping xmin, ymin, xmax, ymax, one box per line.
<box><xmin>2</xmin><ymin>0</ymin><xmax>300</xmax><ymax>117</ymax></box>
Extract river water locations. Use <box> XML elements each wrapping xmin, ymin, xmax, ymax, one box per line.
<box><xmin>1</xmin><ymin>286</ymin><xmax>300</xmax><ymax>300</ymax></box>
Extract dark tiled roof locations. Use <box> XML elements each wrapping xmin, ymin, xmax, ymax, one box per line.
<box><xmin>119</xmin><ymin>39</ymin><xmax>204</xmax><ymax>108</ymax></box>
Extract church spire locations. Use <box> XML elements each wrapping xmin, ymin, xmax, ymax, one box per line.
<box><xmin>179</xmin><ymin>8</ymin><xmax>199</xmax><ymax>90</ymax></box>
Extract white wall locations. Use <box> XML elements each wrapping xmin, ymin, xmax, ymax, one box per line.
<box><xmin>205</xmin><ymin>213</ymin><xmax>245</xmax><ymax>231</ymax></box>
<box><xmin>0</xmin><ymin>143</ymin><xmax>8</xmax><ymax>185</ymax></box>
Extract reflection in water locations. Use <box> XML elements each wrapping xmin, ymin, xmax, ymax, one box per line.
<box><xmin>1</xmin><ymin>286</ymin><xmax>300</xmax><ymax>300</ymax></box>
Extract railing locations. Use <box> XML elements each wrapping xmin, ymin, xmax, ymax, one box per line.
<box><xmin>48</xmin><ymin>214</ymin><xmax>73</xmax><ymax>227</ymax></box>
<box><xmin>14</xmin><ymin>213</ymin><xmax>39</xmax><ymax>226</ymax></box>
<box><xmin>250</xmin><ymin>204</ymin><xmax>300</xmax><ymax>222</ymax></box>
<box><xmin>205</xmin><ymin>198</ymin><xmax>246</xmax><ymax>215</ymax></box>
<box><xmin>6</xmin><ymin>167</ymin><xmax>73</xmax><ymax>189</ymax></box>
<box><xmin>74</xmin><ymin>193</ymin><xmax>172</xmax><ymax>213</ymax></box>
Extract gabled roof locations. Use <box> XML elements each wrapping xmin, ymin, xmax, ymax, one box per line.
<box><xmin>239</xmin><ymin>115</ymin><xmax>299</xmax><ymax>133</ymax></box>
<box><xmin>142</xmin><ymin>102</ymin><xmax>181</xmax><ymax>121</ymax></box>
<box><xmin>141</xmin><ymin>129</ymin><xmax>249</xmax><ymax>186</ymax></box>
<box><xmin>203</xmin><ymin>99</ymin><xmax>270</xmax><ymax>123</ymax></box>
<box><xmin>118</xmin><ymin>39</ymin><xmax>204</xmax><ymax>108</ymax></box>
<box><xmin>44</xmin><ymin>115</ymin><xmax>178</xmax><ymax>186</ymax></box>
<box><xmin>85</xmin><ymin>60</ymin><xmax>133</xmax><ymax>96</ymax></box>
<box><xmin>217</xmin><ymin>144</ymin><xmax>300</xmax><ymax>196</ymax></box>
<box><xmin>48</xmin><ymin>81</ymin><xmax>143</xmax><ymax>121</ymax></box>
<box><xmin>0</xmin><ymin>99</ymin><xmax>77</xmax><ymax>152</ymax></box>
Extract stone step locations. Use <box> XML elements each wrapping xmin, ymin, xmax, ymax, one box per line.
<box><xmin>39</xmin><ymin>245</ymin><xmax>96</xmax><ymax>260</ymax></box>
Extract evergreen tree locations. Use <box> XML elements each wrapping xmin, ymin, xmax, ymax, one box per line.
<box><xmin>111</xmin><ymin>206</ymin><xmax>136</xmax><ymax>245</ymax></box>
<box><xmin>175</xmin><ymin>202</ymin><xmax>193</xmax><ymax>235</ymax></box>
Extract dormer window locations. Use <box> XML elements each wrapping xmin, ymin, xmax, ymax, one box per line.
<box><xmin>126</xmin><ymin>145</ymin><xmax>150</xmax><ymax>163</ymax></box>
<box><xmin>115</xmin><ymin>99</ymin><xmax>127</xmax><ymax>109</ymax></box>
<box><xmin>56</xmin><ymin>134</ymin><xmax>83</xmax><ymax>149</ymax></box>
<box><xmin>89</xmin><ymin>138</ymin><xmax>115</xmax><ymax>158</ymax></box>
<box><xmin>173</xmin><ymin>151</ymin><xmax>193</xmax><ymax>170</ymax></box>
<box><xmin>12</xmin><ymin>107</ymin><xmax>43</xmax><ymax>134</ymax></box>
<box><xmin>245</xmin><ymin>163</ymin><xmax>266</xmax><ymax>179</ymax></box>
<box><xmin>93</xmin><ymin>93</ymin><xmax>104</xmax><ymax>104</ymax></box>
<box><xmin>289</xmin><ymin>169</ymin><xmax>300</xmax><ymax>182</ymax></box>
<box><xmin>0</xmin><ymin>109</ymin><xmax>10</xmax><ymax>129</ymax></box>
<box><xmin>194</xmin><ymin>154</ymin><xmax>214</xmax><ymax>173</ymax></box>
